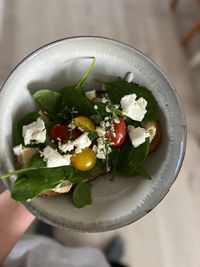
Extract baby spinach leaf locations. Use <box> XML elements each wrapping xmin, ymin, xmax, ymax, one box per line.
<box><xmin>61</xmin><ymin>89</ymin><xmax>95</xmax><ymax>116</ymax></box>
<box><xmin>116</xmin><ymin>139</ymin><xmax>150</xmax><ymax>177</ymax></box>
<box><xmin>72</xmin><ymin>183</ymin><xmax>92</xmax><ymax>208</ymax></box>
<box><xmin>44</xmin><ymin>134</ymin><xmax>57</xmax><ymax>149</ymax></box>
<box><xmin>13</xmin><ymin>112</ymin><xmax>39</xmax><ymax>146</ymax></box>
<box><xmin>59</xmin><ymin>85</ymin><xmax>74</xmax><ymax>94</ymax></box>
<box><xmin>75</xmin><ymin>58</ymin><xmax>96</xmax><ymax>94</ymax></box>
<box><xmin>95</xmin><ymin>102</ymin><xmax>108</xmax><ymax>117</ymax></box>
<box><xmin>55</xmin><ymin>104</ymin><xmax>72</xmax><ymax>122</ymax></box>
<box><xmin>90</xmin><ymin>114</ymin><xmax>102</xmax><ymax>124</ymax></box>
<box><xmin>27</xmin><ymin>154</ymin><xmax>46</xmax><ymax>168</ymax></box>
<box><xmin>88</xmin><ymin>132</ymin><xmax>98</xmax><ymax>141</ymax></box>
<box><xmin>108</xmin><ymin>147</ymin><xmax>120</xmax><ymax>179</ymax></box>
<box><xmin>60</xmin><ymin>58</ymin><xmax>96</xmax><ymax>116</ymax></box>
<box><xmin>10</xmin><ymin>166</ymin><xmax>74</xmax><ymax>201</ymax></box>
<box><xmin>33</xmin><ymin>89</ymin><xmax>61</xmax><ymax>115</ymax></box>
<box><xmin>99</xmin><ymin>80</ymin><xmax>159</xmax><ymax>122</ymax></box>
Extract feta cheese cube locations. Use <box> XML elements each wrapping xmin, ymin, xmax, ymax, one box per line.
<box><xmin>125</xmin><ymin>72</ymin><xmax>134</xmax><ymax>83</ymax></box>
<box><xmin>120</xmin><ymin>94</ymin><xmax>147</xmax><ymax>122</ymax></box>
<box><xmin>22</xmin><ymin>118</ymin><xmax>46</xmax><ymax>145</ymax></box>
<box><xmin>128</xmin><ymin>125</ymin><xmax>150</xmax><ymax>148</ymax></box>
<box><xmin>85</xmin><ymin>90</ymin><xmax>96</xmax><ymax>101</ymax></box>
<box><xmin>42</xmin><ymin>146</ymin><xmax>71</xmax><ymax>167</ymax></box>
<box><xmin>73</xmin><ymin>132</ymin><xmax>92</xmax><ymax>153</ymax></box>
<box><xmin>59</xmin><ymin>140</ymin><xmax>74</xmax><ymax>153</ymax></box>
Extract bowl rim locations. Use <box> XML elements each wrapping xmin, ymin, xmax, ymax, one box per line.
<box><xmin>0</xmin><ymin>36</ymin><xmax>187</xmax><ymax>232</ymax></box>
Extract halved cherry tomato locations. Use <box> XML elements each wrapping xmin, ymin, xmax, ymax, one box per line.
<box><xmin>73</xmin><ymin>116</ymin><xmax>95</xmax><ymax>132</ymax></box>
<box><xmin>108</xmin><ymin>117</ymin><xmax>127</xmax><ymax>146</ymax></box>
<box><xmin>71</xmin><ymin>148</ymin><xmax>96</xmax><ymax>171</ymax></box>
<box><xmin>49</xmin><ymin>124</ymin><xmax>81</xmax><ymax>143</ymax></box>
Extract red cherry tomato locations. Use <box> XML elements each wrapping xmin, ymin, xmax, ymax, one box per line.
<box><xmin>49</xmin><ymin>124</ymin><xmax>82</xmax><ymax>143</ymax></box>
<box><xmin>108</xmin><ymin>117</ymin><xmax>127</xmax><ymax>146</ymax></box>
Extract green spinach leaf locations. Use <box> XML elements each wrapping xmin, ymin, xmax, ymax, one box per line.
<box><xmin>10</xmin><ymin>165</ymin><xmax>74</xmax><ymax>201</ymax></box>
<box><xmin>27</xmin><ymin>154</ymin><xmax>46</xmax><ymax>168</ymax></box>
<box><xmin>13</xmin><ymin>112</ymin><xmax>39</xmax><ymax>146</ymax></box>
<box><xmin>60</xmin><ymin>58</ymin><xmax>96</xmax><ymax>117</ymax></box>
<box><xmin>33</xmin><ymin>89</ymin><xmax>61</xmax><ymax>115</ymax></box>
<box><xmin>116</xmin><ymin>139</ymin><xmax>150</xmax><ymax>176</ymax></box>
<box><xmin>75</xmin><ymin>58</ymin><xmax>96</xmax><ymax>94</ymax></box>
<box><xmin>72</xmin><ymin>183</ymin><xmax>92</xmax><ymax>208</ymax></box>
<box><xmin>99</xmin><ymin>80</ymin><xmax>159</xmax><ymax>122</ymax></box>
<box><xmin>61</xmin><ymin>89</ymin><xmax>95</xmax><ymax>116</ymax></box>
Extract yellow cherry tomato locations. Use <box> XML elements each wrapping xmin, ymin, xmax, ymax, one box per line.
<box><xmin>71</xmin><ymin>148</ymin><xmax>96</xmax><ymax>171</ymax></box>
<box><xmin>73</xmin><ymin>116</ymin><xmax>95</xmax><ymax>132</ymax></box>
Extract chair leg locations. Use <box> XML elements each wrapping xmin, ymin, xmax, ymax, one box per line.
<box><xmin>181</xmin><ymin>18</ymin><xmax>200</xmax><ymax>47</ymax></box>
<box><xmin>170</xmin><ymin>0</ymin><xmax>179</xmax><ymax>9</ymax></box>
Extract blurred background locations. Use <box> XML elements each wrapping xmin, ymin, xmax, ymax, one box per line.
<box><xmin>0</xmin><ymin>0</ymin><xmax>200</xmax><ymax>266</ymax></box>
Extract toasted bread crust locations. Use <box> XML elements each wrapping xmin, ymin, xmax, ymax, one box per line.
<box><xmin>40</xmin><ymin>171</ymin><xmax>107</xmax><ymax>198</ymax></box>
<box><xmin>149</xmin><ymin>121</ymin><xmax>162</xmax><ymax>153</ymax></box>
<box><xmin>39</xmin><ymin>190</ymin><xmax>62</xmax><ymax>197</ymax></box>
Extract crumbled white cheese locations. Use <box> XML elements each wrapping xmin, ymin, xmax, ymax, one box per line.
<box><xmin>96</xmin><ymin>139</ymin><xmax>107</xmax><ymax>159</ymax></box>
<box><xmin>113</xmin><ymin>116</ymin><xmax>120</xmax><ymax>124</ymax></box>
<box><xmin>102</xmin><ymin>97</ymin><xmax>108</xmax><ymax>103</ymax></box>
<box><xmin>120</xmin><ymin>94</ymin><xmax>147</xmax><ymax>122</ymax></box>
<box><xmin>52</xmin><ymin>180</ymin><xmax>73</xmax><ymax>193</ymax></box>
<box><xmin>22</xmin><ymin>118</ymin><xmax>46</xmax><ymax>145</ymax></box>
<box><xmin>73</xmin><ymin>132</ymin><xmax>92</xmax><ymax>154</ymax></box>
<box><xmin>125</xmin><ymin>72</ymin><xmax>134</xmax><ymax>83</ymax></box>
<box><xmin>58</xmin><ymin>132</ymin><xmax>92</xmax><ymax>154</ymax></box>
<box><xmin>94</xmin><ymin>119</ymin><xmax>114</xmax><ymax>160</ymax></box>
<box><xmin>114</xmin><ymin>104</ymin><xmax>120</xmax><ymax>109</ymax></box>
<box><xmin>128</xmin><ymin>125</ymin><xmax>150</xmax><ymax>148</ymax></box>
<box><xmin>85</xmin><ymin>90</ymin><xmax>97</xmax><ymax>101</ymax></box>
<box><xmin>92</xmin><ymin>144</ymin><xmax>98</xmax><ymax>153</ymax></box>
<box><xmin>105</xmin><ymin>121</ymin><xmax>111</xmax><ymax>127</ymax></box>
<box><xmin>143</xmin><ymin>121</ymin><xmax>157</xmax><ymax>142</ymax></box>
<box><xmin>104</xmin><ymin>117</ymin><xmax>109</xmax><ymax>121</ymax></box>
<box><xmin>42</xmin><ymin>146</ymin><xmax>71</xmax><ymax>167</ymax></box>
<box><xmin>58</xmin><ymin>140</ymin><xmax>74</xmax><ymax>153</ymax></box>
<box><xmin>96</xmin><ymin>150</ymin><xmax>106</xmax><ymax>159</ymax></box>
<box><xmin>68</xmin><ymin>122</ymin><xmax>76</xmax><ymax>130</ymax></box>
<box><xmin>13</xmin><ymin>144</ymin><xmax>24</xmax><ymax>156</ymax></box>
<box><xmin>94</xmin><ymin>105</ymin><xmax>98</xmax><ymax>110</ymax></box>
<box><xmin>13</xmin><ymin>144</ymin><xmax>38</xmax><ymax>167</ymax></box>
<box><xmin>96</xmin><ymin>126</ymin><xmax>106</xmax><ymax>137</ymax></box>
<box><xmin>105</xmin><ymin>106</ymin><xmax>111</xmax><ymax>113</ymax></box>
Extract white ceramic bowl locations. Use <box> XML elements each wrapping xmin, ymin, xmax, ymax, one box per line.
<box><xmin>0</xmin><ymin>37</ymin><xmax>186</xmax><ymax>232</ymax></box>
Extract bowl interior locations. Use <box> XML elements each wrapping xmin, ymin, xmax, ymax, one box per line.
<box><xmin>0</xmin><ymin>37</ymin><xmax>186</xmax><ymax>232</ymax></box>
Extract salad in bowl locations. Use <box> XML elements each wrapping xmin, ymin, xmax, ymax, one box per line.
<box><xmin>1</xmin><ymin>58</ymin><xmax>162</xmax><ymax>208</ymax></box>
<box><xmin>0</xmin><ymin>37</ymin><xmax>186</xmax><ymax>231</ymax></box>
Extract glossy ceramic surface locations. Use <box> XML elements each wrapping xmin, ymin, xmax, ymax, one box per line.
<box><xmin>0</xmin><ymin>37</ymin><xmax>186</xmax><ymax>232</ymax></box>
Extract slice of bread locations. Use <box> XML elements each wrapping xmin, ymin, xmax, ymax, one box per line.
<box><xmin>149</xmin><ymin>121</ymin><xmax>162</xmax><ymax>153</ymax></box>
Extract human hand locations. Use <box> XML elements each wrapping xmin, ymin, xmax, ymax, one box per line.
<box><xmin>0</xmin><ymin>190</ymin><xmax>35</xmax><ymax>263</ymax></box>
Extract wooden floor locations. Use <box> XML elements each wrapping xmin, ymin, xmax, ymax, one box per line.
<box><xmin>0</xmin><ymin>0</ymin><xmax>200</xmax><ymax>266</ymax></box>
